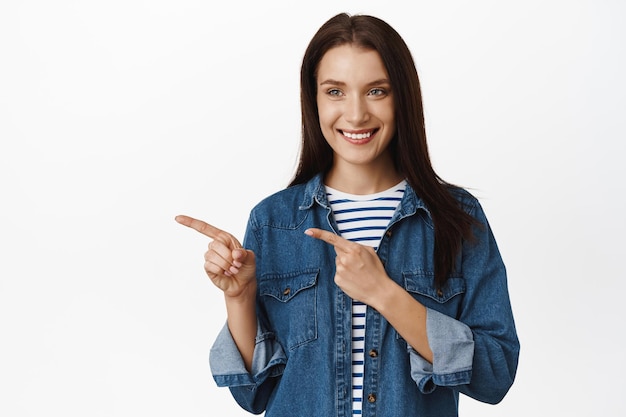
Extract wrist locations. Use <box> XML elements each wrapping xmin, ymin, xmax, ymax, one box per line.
<box><xmin>370</xmin><ymin>279</ymin><xmax>402</xmax><ymax>313</ymax></box>
<box><xmin>224</xmin><ymin>283</ymin><xmax>257</xmax><ymax>305</ymax></box>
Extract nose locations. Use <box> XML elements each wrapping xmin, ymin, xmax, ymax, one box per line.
<box><xmin>344</xmin><ymin>95</ymin><xmax>370</xmax><ymax>125</ymax></box>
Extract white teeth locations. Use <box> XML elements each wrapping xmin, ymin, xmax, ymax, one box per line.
<box><xmin>343</xmin><ymin>131</ymin><xmax>372</xmax><ymax>140</ymax></box>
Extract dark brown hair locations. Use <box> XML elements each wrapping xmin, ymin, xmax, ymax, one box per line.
<box><xmin>290</xmin><ymin>13</ymin><xmax>475</xmax><ymax>289</ymax></box>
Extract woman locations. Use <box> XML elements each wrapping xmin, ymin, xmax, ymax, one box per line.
<box><xmin>176</xmin><ymin>12</ymin><xmax>519</xmax><ymax>416</ymax></box>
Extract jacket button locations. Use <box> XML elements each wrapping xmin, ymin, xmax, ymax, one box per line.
<box><xmin>368</xmin><ymin>349</ymin><xmax>378</xmax><ymax>358</ymax></box>
<box><xmin>385</xmin><ymin>230</ymin><xmax>392</xmax><ymax>238</ymax></box>
<box><xmin>283</xmin><ymin>287</ymin><xmax>291</xmax><ymax>296</ymax></box>
<box><xmin>437</xmin><ymin>289</ymin><xmax>443</xmax><ymax>297</ymax></box>
<box><xmin>367</xmin><ymin>393</ymin><xmax>376</xmax><ymax>403</ymax></box>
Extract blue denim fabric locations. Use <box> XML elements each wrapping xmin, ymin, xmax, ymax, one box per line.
<box><xmin>210</xmin><ymin>174</ymin><xmax>519</xmax><ymax>417</ymax></box>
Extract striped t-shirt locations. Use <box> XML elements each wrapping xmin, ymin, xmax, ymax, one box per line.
<box><xmin>325</xmin><ymin>180</ymin><xmax>406</xmax><ymax>415</ymax></box>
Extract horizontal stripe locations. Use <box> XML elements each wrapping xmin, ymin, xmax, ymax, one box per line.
<box><xmin>328</xmin><ymin>195</ymin><xmax>403</xmax><ymax>204</ymax></box>
<box><xmin>333</xmin><ymin>206</ymin><xmax>397</xmax><ymax>215</ymax></box>
<box><xmin>338</xmin><ymin>225</ymin><xmax>388</xmax><ymax>234</ymax></box>
<box><xmin>336</xmin><ymin>216</ymin><xmax>395</xmax><ymax>224</ymax></box>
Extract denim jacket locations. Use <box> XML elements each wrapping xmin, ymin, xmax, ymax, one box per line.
<box><xmin>209</xmin><ymin>174</ymin><xmax>519</xmax><ymax>417</ymax></box>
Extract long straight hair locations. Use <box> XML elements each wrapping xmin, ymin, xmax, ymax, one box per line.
<box><xmin>290</xmin><ymin>13</ymin><xmax>476</xmax><ymax>290</ymax></box>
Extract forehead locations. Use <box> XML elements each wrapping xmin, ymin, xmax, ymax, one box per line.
<box><xmin>316</xmin><ymin>44</ymin><xmax>389</xmax><ymax>83</ymax></box>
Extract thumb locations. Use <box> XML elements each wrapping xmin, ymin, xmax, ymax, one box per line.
<box><xmin>232</xmin><ymin>248</ymin><xmax>255</xmax><ymax>266</ymax></box>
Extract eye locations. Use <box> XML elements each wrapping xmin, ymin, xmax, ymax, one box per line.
<box><xmin>327</xmin><ymin>88</ymin><xmax>343</xmax><ymax>97</ymax></box>
<box><xmin>368</xmin><ymin>88</ymin><xmax>388</xmax><ymax>97</ymax></box>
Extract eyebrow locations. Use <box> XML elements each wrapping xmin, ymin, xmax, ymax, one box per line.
<box><xmin>319</xmin><ymin>78</ymin><xmax>391</xmax><ymax>87</ymax></box>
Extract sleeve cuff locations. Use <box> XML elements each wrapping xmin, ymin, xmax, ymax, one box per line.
<box><xmin>210</xmin><ymin>322</ymin><xmax>286</xmax><ymax>387</ymax></box>
<box><xmin>408</xmin><ymin>308</ymin><xmax>474</xmax><ymax>393</ymax></box>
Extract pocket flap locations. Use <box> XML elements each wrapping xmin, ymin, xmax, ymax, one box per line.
<box><xmin>402</xmin><ymin>272</ymin><xmax>465</xmax><ymax>303</ymax></box>
<box><xmin>259</xmin><ymin>269</ymin><xmax>319</xmax><ymax>302</ymax></box>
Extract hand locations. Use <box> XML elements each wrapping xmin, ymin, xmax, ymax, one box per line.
<box><xmin>175</xmin><ymin>215</ymin><xmax>256</xmax><ymax>299</ymax></box>
<box><xmin>304</xmin><ymin>228</ymin><xmax>391</xmax><ymax>308</ymax></box>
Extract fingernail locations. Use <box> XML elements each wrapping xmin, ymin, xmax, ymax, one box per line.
<box><xmin>232</xmin><ymin>261</ymin><xmax>242</xmax><ymax>268</ymax></box>
<box><xmin>229</xmin><ymin>266</ymin><xmax>239</xmax><ymax>274</ymax></box>
<box><xmin>304</xmin><ymin>229</ymin><xmax>313</xmax><ymax>236</ymax></box>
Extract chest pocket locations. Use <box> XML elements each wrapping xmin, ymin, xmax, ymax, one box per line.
<box><xmin>258</xmin><ymin>269</ymin><xmax>319</xmax><ymax>350</ymax></box>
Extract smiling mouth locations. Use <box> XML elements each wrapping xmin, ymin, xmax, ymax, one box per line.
<box><xmin>341</xmin><ymin>129</ymin><xmax>377</xmax><ymax>140</ymax></box>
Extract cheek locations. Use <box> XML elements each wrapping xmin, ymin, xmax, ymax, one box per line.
<box><xmin>317</xmin><ymin>103</ymin><xmax>337</xmax><ymax>132</ymax></box>
<box><xmin>378</xmin><ymin>102</ymin><xmax>395</xmax><ymax>125</ymax></box>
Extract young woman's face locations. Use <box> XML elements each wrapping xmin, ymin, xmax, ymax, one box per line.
<box><xmin>316</xmin><ymin>44</ymin><xmax>396</xmax><ymax>174</ymax></box>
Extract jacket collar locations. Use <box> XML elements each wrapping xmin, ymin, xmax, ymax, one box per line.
<box><xmin>298</xmin><ymin>173</ymin><xmax>432</xmax><ymax>221</ymax></box>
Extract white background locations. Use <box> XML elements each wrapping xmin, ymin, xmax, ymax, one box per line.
<box><xmin>1</xmin><ymin>1</ymin><xmax>624</xmax><ymax>416</ymax></box>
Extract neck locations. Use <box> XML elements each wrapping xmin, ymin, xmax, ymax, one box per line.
<box><xmin>324</xmin><ymin>162</ymin><xmax>403</xmax><ymax>195</ymax></box>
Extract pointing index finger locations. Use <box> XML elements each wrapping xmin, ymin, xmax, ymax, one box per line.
<box><xmin>304</xmin><ymin>228</ymin><xmax>352</xmax><ymax>251</ymax></box>
<box><xmin>175</xmin><ymin>215</ymin><xmax>225</xmax><ymax>240</ymax></box>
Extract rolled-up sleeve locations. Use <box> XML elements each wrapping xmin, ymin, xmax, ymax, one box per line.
<box><xmin>210</xmin><ymin>321</ymin><xmax>286</xmax><ymax>413</ymax></box>
<box><xmin>408</xmin><ymin>308</ymin><xmax>474</xmax><ymax>393</ymax></box>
